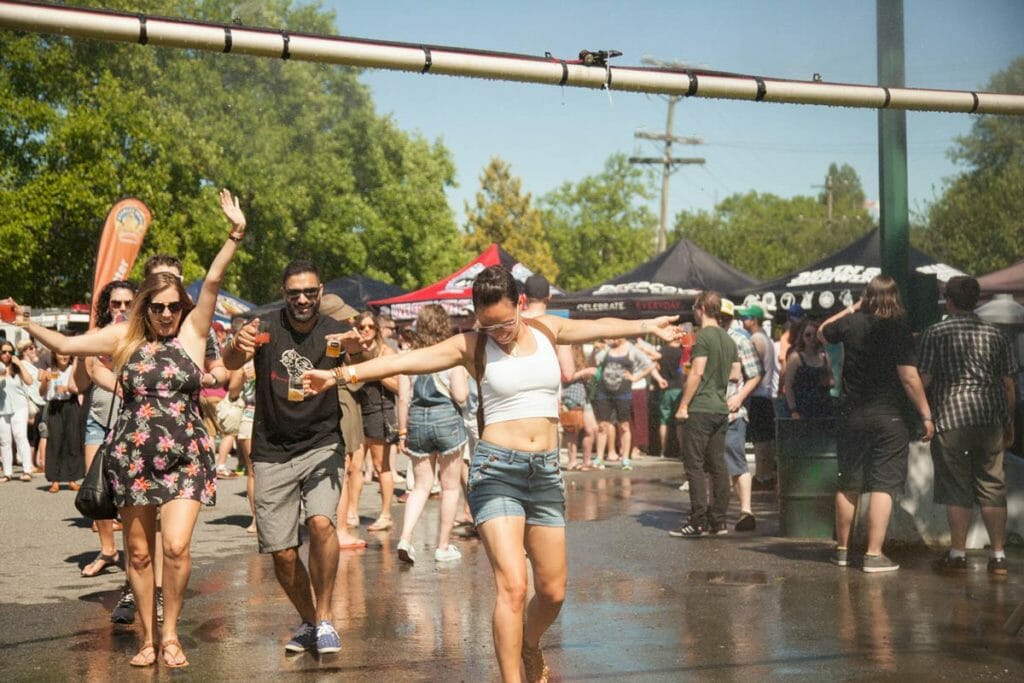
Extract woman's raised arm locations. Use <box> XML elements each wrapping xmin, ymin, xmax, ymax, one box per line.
<box><xmin>180</xmin><ymin>189</ymin><xmax>245</xmax><ymax>349</ymax></box>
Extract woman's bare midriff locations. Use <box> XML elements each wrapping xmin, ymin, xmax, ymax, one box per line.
<box><xmin>480</xmin><ymin>417</ymin><xmax>559</xmax><ymax>453</ymax></box>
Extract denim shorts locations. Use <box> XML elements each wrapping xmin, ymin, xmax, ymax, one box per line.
<box><xmin>84</xmin><ymin>415</ymin><xmax>109</xmax><ymax>446</ymax></box>
<box><xmin>406</xmin><ymin>405</ymin><xmax>467</xmax><ymax>458</ymax></box>
<box><xmin>467</xmin><ymin>440</ymin><xmax>565</xmax><ymax>528</ymax></box>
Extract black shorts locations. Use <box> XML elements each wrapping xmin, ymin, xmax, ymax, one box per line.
<box><xmin>362</xmin><ymin>406</ymin><xmax>397</xmax><ymax>442</ymax></box>
<box><xmin>836</xmin><ymin>414</ymin><xmax>909</xmax><ymax>495</ymax></box>
<box><xmin>746</xmin><ymin>396</ymin><xmax>776</xmax><ymax>443</ymax></box>
<box><xmin>593</xmin><ymin>397</ymin><xmax>632</xmax><ymax>424</ymax></box>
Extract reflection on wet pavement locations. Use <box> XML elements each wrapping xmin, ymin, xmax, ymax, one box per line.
<box><xmin>1</xmin><ymin>463</ymin><xmax>1021</xmax><ymax>680</ymax></box>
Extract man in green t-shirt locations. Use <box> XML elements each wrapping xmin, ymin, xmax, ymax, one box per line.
<box><xmin>670</xmin><ymin>290</ymin><xmax>740</xmax><ymax>538</ymax></box>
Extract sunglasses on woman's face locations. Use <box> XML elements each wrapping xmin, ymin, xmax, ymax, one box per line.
<box><xmin>148</xmin><ymin>301</ymin><xmax>184</xmax><ymax>315</ymax></box>
<box><xmin>358</xmin><ymin>323</ymin><xmax>376</xmax><ymax>331</ymax></box>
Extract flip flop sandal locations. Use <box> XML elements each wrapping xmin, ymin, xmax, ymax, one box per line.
<box><xmin>129</xmin><ymin>643</ymin><xmax>156</xmax><ymax>668</ymax></box>
<box><xmin>161</xmin><ymin>639</ymin><xmax>189</xmax><ymax>669</ymax></box>
<box><xmin>81</xmin><ymin>552</ymin><xmax>120</xmax><ymax>577</ymax></box>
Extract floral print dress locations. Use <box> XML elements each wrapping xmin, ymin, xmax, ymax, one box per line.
<box><xmin>104</xmin><ymin>338</ymin><xmax>216</xmax><ymax>508</ymax></box>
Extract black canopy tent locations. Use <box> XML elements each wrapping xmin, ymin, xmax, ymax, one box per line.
<box><xmin>551</xmin><ymin>238</ymin><xmax>760</xmax><ymax>320</ymax></box>
<box><xmin>733</xmin><ymin>228</ymin><xmax>965</xmax><ymax>317</ymax></box>
<box><xmin>242</xmin><ymin>274</ymin><xmax>407</xmax><ymax>320</ymax></box>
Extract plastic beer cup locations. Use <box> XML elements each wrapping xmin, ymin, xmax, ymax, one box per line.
<box><xmin>287</xmin><ymin>375</ymin><xmax>304</xmax><ymax>402</ymax></box>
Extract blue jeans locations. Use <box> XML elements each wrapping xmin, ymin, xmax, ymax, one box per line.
<box><xmin>467</xmin><ymin>440</ymin><xmax>565</xmax><ymax>527</ymax></box>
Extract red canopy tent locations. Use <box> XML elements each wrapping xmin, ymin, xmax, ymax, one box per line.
<box><xmin>369</xmin><ymin>243</ymin><xmax>561</xmax><ymax>321</ymax></box>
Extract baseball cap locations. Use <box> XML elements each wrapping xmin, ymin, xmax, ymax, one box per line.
<box><xmin>720</xmin><ymin>298</ymin><xmax>736</xmax><ymax>317</ymax></box>
<box><xmin>211</xmin><ymin>321</ymin><xmax>226</xmax><ymax>333</ymax></box>
<box><xmin>736</xmin><ymin>304</ymin><xmax>766</xmax><ymax>320</ymax></box>
<box><xmin>320</xmin><ymin>293</ymin><xmax>359</xmax><ymax>322</ymax></box>
<box><xmin>523</xmin><ymin>274</ymin><xmax>550</xmax><ymax>300</ymax></box>
<box><xmin>786</xmin><ymin>303</ymin><xmax>806</xmax><ymax>320</ymax></box>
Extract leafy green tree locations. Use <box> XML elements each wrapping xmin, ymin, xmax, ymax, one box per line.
<box><xmin>541</xmin><ymin>154</ymin><xmax>656</xmax><ymax>292</ymax></box>
<box><xmin>0</xmin><ymin>0</ymin><xmax>464</xmax><ymax>305</ymax></box>
<box><xmin>919</xmin><ymin>57</ymin><xmax>1024</xmax><ymax>274</ymax></box>
<box><xmin>673</xmin><ymin>165</ymin><xmax>873</xmax><ymax>280</ymax></box>
<box><xmin>464</xmin><ymin>157</ymin><xmax>557</xmax><ymax>281</ymax></box>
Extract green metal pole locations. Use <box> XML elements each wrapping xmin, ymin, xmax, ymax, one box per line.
<box><xmin>877</xmin><ymin>0</ymin><xmax>910</xmax><ymax>298</ymax></box>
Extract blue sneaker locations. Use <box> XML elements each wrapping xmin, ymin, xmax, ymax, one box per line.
<box><xmin>316</xmin><ymin>620</ymin><xmax>341</xmax><ymax>654</ymax></box>
<box><xmin>284</xmin><ymin>622</ymin><xmax>317</xmax><ymax>652</ymax></box>
<box><xmin>621</xmin><ymin>458</ymin><xmax>633</xmax><ymax>471</ymax></box>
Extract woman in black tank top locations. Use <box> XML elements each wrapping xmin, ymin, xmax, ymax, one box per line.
<box><xmin>349</xmin><ymin>311</ymin><xmax>400</xmax><ymax>532</ymax></box>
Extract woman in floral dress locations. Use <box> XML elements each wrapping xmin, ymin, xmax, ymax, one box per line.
<box><xmin>9</xmin><ymin>189</ymin><xmax>246</xmax><ymax>669</ymax></box>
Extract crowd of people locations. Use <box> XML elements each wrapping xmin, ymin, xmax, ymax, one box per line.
<box><xmin>1</xmin><ymin>199</ymin><xmax>1018</xmax><ymax>680</ymax></box>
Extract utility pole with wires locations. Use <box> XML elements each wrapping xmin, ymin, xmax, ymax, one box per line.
<box><xmin>629</xmin><ymin>58</ymin><xmax>705</xmax><ymax>254</ymax></box>
<box><xmin>811</xmin><ymin>174</ymin><xmax>834</xmax><ymax>223</ymax></box>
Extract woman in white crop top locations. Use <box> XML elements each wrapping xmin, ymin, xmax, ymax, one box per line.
<box><xmin>304</xmin><ymin>266</ymin><xmax>680</xmax><ymax>682</ymax></box>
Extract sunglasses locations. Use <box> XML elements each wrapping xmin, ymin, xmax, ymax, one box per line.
<box><xmin>148</xmin><ymin>301</ymin><xmax>184</xmax><ymax>315</ymax></box>
<box><xmin>284</xmin><ymin>287</ymin><xmax>321</xmax><ymax>301</ymax></box>
<box><xmin>475</xmin><ymin>310</ymin><xmax>518</xmax><ymax>335</ymax></box>
<box><xmin>358</xmin><ymin>323</ymin><xmax>376</xmax><ymax>331</ymax></box>
<box><xmin>0</xmin><ymin>349</ymin><xmax>12</xmax><ymax>355</ymax></box>
<box><xmin>110</xmin><ymin>299</ymin><xmax>133</xmax><ymax>309</ymax></box>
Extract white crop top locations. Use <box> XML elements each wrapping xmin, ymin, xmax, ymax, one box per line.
<box><xmin>480</xmin><ymin>326</ymin><xmax>560</xmax><ymax>426</ymax></box>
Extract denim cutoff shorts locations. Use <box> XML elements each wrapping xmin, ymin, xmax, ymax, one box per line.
<box><xmin>84</xmin><ymin>415</ymin><xmax>109</xmax><ymax>446</ymax></box>
<box><xmin>467</xmin><ymin>440</ymin><xmax>565</xmax><ymax>527</ymax></box>
<box><xmin>406</xmin><ymin>405</ymin><xmax>468</xmax><ymax>458</ymax></box>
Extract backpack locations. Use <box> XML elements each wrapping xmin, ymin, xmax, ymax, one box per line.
<box><xmin>471</xmin><ymin>317</ymin><xmax>557</xmax><ymax>436</ymax></box>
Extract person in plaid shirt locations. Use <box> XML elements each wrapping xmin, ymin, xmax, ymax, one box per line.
<box><xmin>720</xmin><ymin>299</ymin><xmax>764</xmax><ymax>531</ymax></box>
<box><xmin>919</xmin><ymin>276</ymin><xmax>1018</xmax><ymax>577</ymax></box>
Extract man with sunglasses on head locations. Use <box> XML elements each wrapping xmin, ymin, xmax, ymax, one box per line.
<box><xmin>224</xmin><ymin>259</ymin><xmax>362</xmax><ymax>655</ymax></box>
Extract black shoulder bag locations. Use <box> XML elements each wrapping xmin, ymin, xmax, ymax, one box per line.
<box><xmin>74</xmin><ymin>380</ymin><xmax>120</xmax><ymax>520</ymax></box>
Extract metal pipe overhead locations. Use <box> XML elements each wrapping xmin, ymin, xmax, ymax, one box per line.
<box><xmin>1</xmin><ymin>1</ymin><xmax>1022</xmax><ymax>116</ymax></box>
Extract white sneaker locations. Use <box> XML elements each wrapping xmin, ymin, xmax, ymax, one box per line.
<box><xmin>397</xmin><ymin>539</ymin><xmax>415</xmax><ymax>565</ymax></box>
<box><xmin>434</xmin><ymin>544</ymin><xmax>462</xmax><ymax>562</ymax></box>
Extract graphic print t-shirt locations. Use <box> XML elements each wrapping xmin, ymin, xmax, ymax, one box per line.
<box><xmin>252</xmin><ymin>309</ymin><xmax>348</xmax><ymax>463</ymax></box>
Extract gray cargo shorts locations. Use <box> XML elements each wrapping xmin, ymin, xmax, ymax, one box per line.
<box><xmin>253</xmin><ymin>443</ymin><xmax>343</xmax><ymax>554</ymax></box>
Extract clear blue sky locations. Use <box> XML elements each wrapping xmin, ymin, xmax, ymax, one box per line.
<box><xmin>327</xmin><ymin>0</ymin><xmax>1022</xmax><ymax>228</ymax></box>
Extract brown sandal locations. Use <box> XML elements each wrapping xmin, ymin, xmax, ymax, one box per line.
<box><xmin>161</xmin><ymin>639</ymin><xmax>189</xmax><ymax>669</ymax></box>
<box><xmin>129</xmin><ymin>642</ymin><xmax>156</xmax><ymax>667</ymax></box>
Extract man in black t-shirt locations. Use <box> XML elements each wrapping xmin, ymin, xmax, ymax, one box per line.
<box><xmin>225</xmin><ymin>259</ymin><xmax>361</xmax><ymax>654</ymax></box>
<box><xmin>819</xmin><ymin>276</ymin><xmax>933</xmax><ymax>573</ymax></box>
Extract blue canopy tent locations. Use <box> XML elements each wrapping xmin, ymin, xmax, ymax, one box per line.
<box><xmin>185</xmin><ymin>280</ymin><xmax>256</xmax><ymax>326</ymax></box>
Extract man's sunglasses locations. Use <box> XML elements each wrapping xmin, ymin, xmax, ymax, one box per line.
<box><xmin>110</xmin><ymin>299</ymin><xmax>133</xmax><ymax>309</ymax></box>
<box><xmin>148</xmin><ymin>302</ymin><xmax>184</xmax><ymax>315</ymax></box>
<box><xmin>285</xmin><ymin>287</ymin><xmax>321</xmax><ymax>301</ymax></box>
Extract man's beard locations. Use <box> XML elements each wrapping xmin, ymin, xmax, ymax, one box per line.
<box><xmin>288</xmin><ymin>299</ymin><xmax>319</xmax><ymax>323</ymax></box>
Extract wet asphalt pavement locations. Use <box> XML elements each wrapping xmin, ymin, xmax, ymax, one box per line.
<box><xmin>1</xmin><ymin>456</ymin><xmax>1021</xmax><ymax>681</ymax></box>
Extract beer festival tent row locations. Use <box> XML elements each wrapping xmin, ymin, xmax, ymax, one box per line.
<box><xmin>370</xmin><ymin>243</ymin><xmax>561</xmax><ymax>322</ymax></box>
<box><xmin>733</xmin><ymin>228</ymin><xmax>966</xmax><ymax>316</ymax></box>
<box><xmin>550</xmin><ymin>238</ymin><xmax>760</xmax><ymax>320</ymax></box>
<box><xmin>241</xmin><ymin>274</ymin><xmax>407</xmax><ymax>322</ymax></box>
